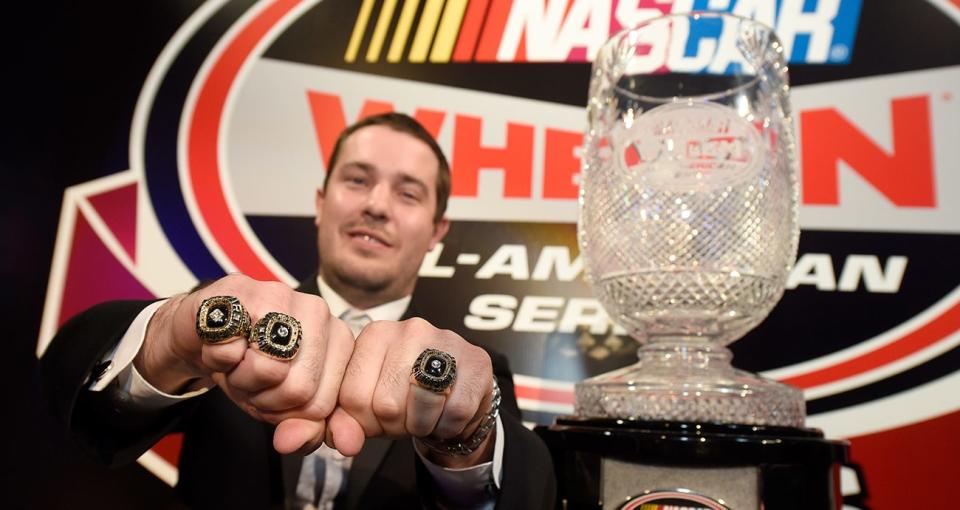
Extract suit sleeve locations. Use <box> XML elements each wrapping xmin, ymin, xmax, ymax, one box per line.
<box><xmin>413</xmin><ymin>349</ymin><xmax>557</xmax><ymax>509</ymax></box>
<box><xmin>39</xmin><ymin>300</ymin><xmax>200</xmax><ymax>467</ymax></box>
<box><xmin>488</xmin><ymin>351</ymin><xmax>557</xmax><ymax>510</ymax></box>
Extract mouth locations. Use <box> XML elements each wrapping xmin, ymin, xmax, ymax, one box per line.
<box><xmin>346</xmin><ymin>228</ymin><xmax>392</xmax><ymax>248</ymax></box>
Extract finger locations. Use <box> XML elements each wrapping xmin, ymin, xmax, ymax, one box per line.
<box><xmin>312</xmin><ymin>318</ymin><xmax>355</xmax><ymax>419</ymax></box>
<box><xmin>338</xmin><ymin>322</ymin><xmax>391</xmax><ymax>437</ymax></box>
<box><xmin>274</xmin><ymin>417</ymin><xmax>326</xmax><ymax>455</ymax></box>
<box><xmin>405</xmin><ymin>386</ymin><xmax>445</xmax><ymax>438</ymax></box>
<box><xmin>200</xmin><ymin>338</ymin><xmax>249</xmax><ymax>373</ymax></box>
<box><xmin>253</xmin><ymin>318</ymin><xmax>354</xmax><ymax>422</ymax></box>
<box><xmin>327</xmin><ymin>407</ymin><xmax>366</xmax><ymax>457</ymax></box>
<box><xmin>371</xmin><ymin>336</ymin><xmax>420</xmax><ymax>437</ymax></box>
<box><xmin>224</xmin><ymin>346</ymin><xmax>291</xmax><ymax>393</ymax></box>
<box><xmin>433</xmin><ymin>347</ymin><xmax>492</xmax><ymax>439</ymax></box>
<box><xmin>248</xmin><ymin>300</ymin><xmax>329</xmax><ymax>411</ymax></box>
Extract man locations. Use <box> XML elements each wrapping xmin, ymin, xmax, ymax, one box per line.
<box><xmin>41</xmin><ymin>113</ymin><xmax>555</xmax><ymax>509</ymax></box>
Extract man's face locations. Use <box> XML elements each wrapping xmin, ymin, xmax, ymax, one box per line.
<box><xmin>315</xmin><ymin>125</ymin><xmax>449</xmax><ymax>303</ymax></box>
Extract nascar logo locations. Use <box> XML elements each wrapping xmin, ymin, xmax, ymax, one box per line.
<box><xmin>345</xmin><ymin>0</ymin><xmax>863</xmax><ymax>65</ymax></box>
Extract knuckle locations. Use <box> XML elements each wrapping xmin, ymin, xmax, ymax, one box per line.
<box><xmin>444</xmin><ymin>400</ymin><xmax>475</xmax><ymax>425</ymax></box>
<box><xmin>474</xmin><ymin>346</ymin><xmax>493</xmax><ymax>372</ymax></box>
<box><xmin>403</xmin><ymin>317</ymin><xmax>433</xmax><ymax>336</ymax></box>
<box><xmin>310</xmin><ymin>297</ymin><xmax>330</xmax><ymax>318</ymax></box>
<box><xmin>372</xmin><ymin>397</ymin><xmax>403</xmax><ymax>421</ymax></box>
<box><xmin>219</xmin><ymin>273</ymin><xmax>248</xmax><ymax>288</ymax></box>
<box><xmin>361</xmin><ymin>320</ymin><xmax>390</xmax><ymax>338</ymax></box>
<box><xmin>339</xmin><ymin>389</ymin><xmax>366</xmax><ymax>414</ymax></box>
<box><xmin>262</xmin><ymin>281</ymin><xmax>293</xmax><ymax>303</ymax></box>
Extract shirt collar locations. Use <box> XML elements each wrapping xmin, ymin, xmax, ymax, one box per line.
<box><xmin>316</xmin><ymin>274</ymin><xmax>411</xmax><ymax>322</ymax></box>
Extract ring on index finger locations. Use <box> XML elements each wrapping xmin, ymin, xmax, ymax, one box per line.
<box><xmin>411</xmin><ymin>348</ymin><xmax>457</xmax><ymax>394</ymax></box>
<box><xmin>196</xmin><ymin>295</ymin><xmax>251</xmax><ymax>344</ymax></box>
<box><xmin>251</xmin><ymin>312</ymin><xmax>302</xmax><ymax>360</ymax></box>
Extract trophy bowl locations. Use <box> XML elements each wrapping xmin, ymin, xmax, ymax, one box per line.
<box><xmin>575</xmin><ymin>11</ymin><xmax>804</xmax><ymax>427</ymax></box>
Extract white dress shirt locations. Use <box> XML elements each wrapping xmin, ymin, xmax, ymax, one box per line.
<box><xmin>89</xmin><ymin>277</ymin><xmax>503</xmax><ymax>509</ymax></box>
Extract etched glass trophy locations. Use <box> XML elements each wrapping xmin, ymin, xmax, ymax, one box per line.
<box><xmin>536</xmin><ymin>13</ymin><xmax>849</xmax><ymax>509</ymax></box>
<box><xmin>575</xmin><ymin>12</ymin><xmax>803</xmax><ymax>427</ymax></box>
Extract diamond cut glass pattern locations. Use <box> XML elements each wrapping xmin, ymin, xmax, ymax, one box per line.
<box><xmin>576</xmin><ymin>13</ymin><xmax>804</xmax><ymax>427</ymax></box>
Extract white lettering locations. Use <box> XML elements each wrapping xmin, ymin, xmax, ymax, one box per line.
<box><xmin>418</xmin><ymin>243</ymin><xmax>455</xmax><ymax>278</ymax></box>
<box><xmin>498</xmin><ymin>0</ymin><xmax>567</xmax><ymax>61</ymax></box>
<box><xmin>787</xmin><ymin>253</ymin><xmax>836</xmax><ymax>290</ymax></box>
<box><xmin>625</xmin><ymin>17</ymin><xmax>670</xmax><ymax>74</ymax></box>
<box><xmin>614</xmin><ymin>0</ymin><xmax>677</xmax><ymax>31</ymax></box>
<box><xmin>837</xmin><ymin>255</ymin><xmax>908</xmax><ymax>293</ymax></box>
<box><xmin>513</xmin><ymin>296</ymin><xmax>565</xmax><ymax>332</ymax></box>
<box><xmin>554</xmin><ymin>0</ymin><xmax>611</xmax><ymax>60</ymax></box>
<box><xmin>558</xmin><ymin>298</ymin><xmax>611</xmax><ymax>334</ymax></box>
<box><xmin>475</xmin><ymin>244</ymin><xmax>530</xmax><ymax>280</ymax></box>
<box><xmin>531</xmin><ymin>246</ymin><xmax>583</xmax><ymax>281</ymax></box>
<box><xmin>464</xmin><ymin>294</ymin><xmax>517</xmax><ymax>330</ymax></box>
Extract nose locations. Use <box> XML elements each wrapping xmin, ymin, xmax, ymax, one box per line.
<box><xmin>362</xmin><ymin>182</ymin><xmax>390</xmax><ymax>222</ymax></box>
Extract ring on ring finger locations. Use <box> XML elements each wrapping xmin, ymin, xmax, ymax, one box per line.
<box><xmin>196</xmin><ymin>295</ymin><xmax>251</xmax><ymax>344</ymax></box>
<box><xmin>411</xmin><ymin>348</ymin><xmax>457</xmax><ymax>394</ymax></box>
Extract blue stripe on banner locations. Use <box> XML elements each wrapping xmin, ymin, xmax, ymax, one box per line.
<box><xmin>142</xmin><ymin>1</ymin><xmax>257</xmax><ymax>281</ymax></box>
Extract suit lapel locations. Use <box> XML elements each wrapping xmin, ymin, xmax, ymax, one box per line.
<box><xmin>281</xmin><ymin>452</ymin><xmax>303</xmax><ymax>509</ymax></box>
<box><xmin>342</xmin><ymin>437</ymin><xmax>393</xmax><ymax>508</ymax></box>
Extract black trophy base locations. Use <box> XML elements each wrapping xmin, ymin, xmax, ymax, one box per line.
<box><xmin>535</xmin><ymin>417</ymin><xmax>849</xmax><ymax>510</ymax></box>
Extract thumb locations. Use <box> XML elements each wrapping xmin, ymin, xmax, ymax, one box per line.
<box><xmin>274</xmin><ymin>417</ymin><xmax>326</xmax><ymax>455</ymax></box>
<box><xmin>327</xmin><ymin>407</ymin><xmax>366</xmax><ymax>457</ymax></box>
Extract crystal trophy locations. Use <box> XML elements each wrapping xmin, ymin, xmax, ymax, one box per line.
<box><xmin>536</xmin><ymin>13</ymin><xmax>851</xmax><ymax>509</ymax></box>
<box><xmin>575</xmin><ymin>11</ymin><xmax>804</xmax><ymax>427</ymax></box>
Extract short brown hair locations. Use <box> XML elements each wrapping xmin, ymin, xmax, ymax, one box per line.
<box><xmin>323</xmin><ymin>112</ymin><xmax>451</xmax><ymax>224</ymax></box>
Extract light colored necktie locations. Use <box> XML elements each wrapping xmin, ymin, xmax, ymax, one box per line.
<box><xmin>340</xmin><ymin>309</ymin><xmax>372</xmax><ymax>338</ymax></box>
<box><xmin>293</xmin><ymin>309</ymin><xmax>372</xmax><ymax>508</ymax></box>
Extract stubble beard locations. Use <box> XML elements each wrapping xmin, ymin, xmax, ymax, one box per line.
<box><xmin>329</xmin><ymin>262</ymin><xmax>392</xmax><ymax>295</ymax></box>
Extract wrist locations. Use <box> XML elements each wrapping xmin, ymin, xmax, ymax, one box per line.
<box><xmin>134</xmin><ymin>294</ymin><xmax>207</xmax><ymax>394</ymax></box>
<box><xmin>423</xmin><ymin>427</ymin><xmax>496</xmax><ymax>469</ymax></box>
<box><xmin>419</xmin><ymin>376</ymin><xmax>501</xmax><ymax>468</ymax></box>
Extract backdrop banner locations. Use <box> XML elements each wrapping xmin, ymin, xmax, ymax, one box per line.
<box><xmin>30</xmin><ymin>1</ymin><xmax>960</xmax><ymax>508</ymax></box>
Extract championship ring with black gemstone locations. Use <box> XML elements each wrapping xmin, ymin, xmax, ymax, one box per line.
<box><xmin>412</xmin><ymin>348</ymin><xmax>457</xmax><ymax>393</ymax></box>
<box><xmin>252</xmin><ymin>312</ymin><xmax>302</xmax><ymax>360</ymax></box>
<box><xmin>196</xmin><ymin>295</ymin><xmax>251</xmax><ymax>344</ymax></box>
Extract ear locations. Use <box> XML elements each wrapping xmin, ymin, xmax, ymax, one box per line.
<box><xmin>428</xmin><ymin>217</ymin><xmax>450</xmax><ymax>250</ymax></box>
<box><xmin>314</xmin><ymin>187</ymin><xmax>325</xmax><ymax>227</ymax></box>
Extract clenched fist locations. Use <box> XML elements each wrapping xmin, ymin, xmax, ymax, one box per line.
<box><xmin>134</xmin><ymin>273</ymin><xmax>355</xmax><ymax>454</ymax></box>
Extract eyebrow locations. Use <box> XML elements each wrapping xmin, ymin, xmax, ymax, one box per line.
<box><xmin>338</xmin><ymin>161</ymin><xmax>375</xmax><ymax>174</ymax></box>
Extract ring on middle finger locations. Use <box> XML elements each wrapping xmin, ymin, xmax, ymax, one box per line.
<box><xmin>251</xmin><ymin>312</ymin><xmax>302</xmax><ymax>360</ymax></box>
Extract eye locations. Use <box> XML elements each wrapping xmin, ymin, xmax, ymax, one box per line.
<box><xmin>399</xmin><ymin>189</ymin><xmax>422</xmax><ymax>202</ymax></box>
<box><xmin>344</xmin><ymin>174</ymin><xmax>367</xmax><ymax>186</ymax></box>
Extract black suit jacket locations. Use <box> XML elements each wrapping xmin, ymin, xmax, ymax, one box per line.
<box><xmin>40</xmin><ymin>277</ymin><xmax>556</xmax><ymax>509</ymax></box>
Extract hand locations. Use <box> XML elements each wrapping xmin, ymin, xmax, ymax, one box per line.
<box><xmin>327</xmin><ymin>318</ymin><xmax>497</xmax><ymax>468</ymax></box>
<box><xmin>134</xmin><ymin>273</ymin><xmax>355</xmax><ymax>454</ymax></box>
